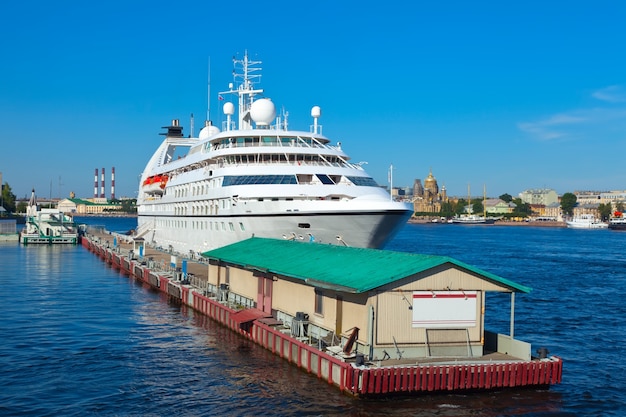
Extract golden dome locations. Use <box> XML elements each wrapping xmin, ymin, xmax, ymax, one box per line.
<box><xmin>424</xmin><ymin>169</ymin><xmax>436</xmax><ymax>185</ymax></box>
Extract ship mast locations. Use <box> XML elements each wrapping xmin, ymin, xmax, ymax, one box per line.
<box><xmin>483</xmin><ymin>184</ymin><xmax>487</xmax><ymax>218</ymax></box>
<box><xmin>219</xmin><ymin>51</ymin><xmax>263</xmax><ymax>130</ymax></box>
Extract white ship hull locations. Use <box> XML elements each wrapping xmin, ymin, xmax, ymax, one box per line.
<box><xmin>136</xmin><ymin>52</ymin><xmax>413</xmax><ymax>255</ymax></box>
<box><xmin>566</xmin><ymin>214</ymin><xmax>608</xmax><ymax>229</ymax></box>
<box><xmin>138</xmin><ymin>208</ymin><xmax>409</xmax><ymax>256</ymax></box>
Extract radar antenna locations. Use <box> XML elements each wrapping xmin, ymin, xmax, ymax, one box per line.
<box><xmin>219</xmin><ymin>51</ymin><xmax>264</xmax><ymax>130</ymax></box>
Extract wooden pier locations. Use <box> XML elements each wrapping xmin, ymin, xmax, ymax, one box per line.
<box><xmin>81</xmin><ymin>230</ymin><xmax>562</xmax><ymax>397</ymax></box>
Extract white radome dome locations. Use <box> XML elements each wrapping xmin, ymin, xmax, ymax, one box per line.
<box><xmin>250</xmin><ymin>98</ymin><xmax>276</xmax><ymax>126</ymax></box>
<box><xmin>223</xmin><ymin>102</ymin><xmax>235</xmax><ymax>115</ymax></box>
<box><xmin>311</xmin><ymin>105</ymin><xmax>321</xmax><ymax>118</ymax></box>
<box><xmin>199</xmin><ymin>125</ymin><xmax>220</xmax><ymax>139</ymax></box>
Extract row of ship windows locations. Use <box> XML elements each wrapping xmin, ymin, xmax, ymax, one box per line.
<box><xmin>147</xmin><ymin>192</ymin><xmax>342</xmax><ymax>215</ymax></box>
<box><xmin>174</xmin><ymin>202</ymin><xmax>228</xmax><ymax>215</ymax></box>
<box><xmin>171</xmin><ymin>175</ymin><xmax>378</xmax><ymax>199</ymax></box>
<box><xmin>157</xmin><ymin>218</ymin><xmax>245</xmax><ymax>232</ymax></box>
<box><xmin>222</xmin><ymin>175</ymin><xmax>378</xmax><ymax>187</ymax></box>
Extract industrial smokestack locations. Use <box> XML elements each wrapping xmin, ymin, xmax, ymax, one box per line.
<box><xmin>101</xmin><ymin>167</ymin><xmax>105</xmax><ymax>198</ymax></box>
<box><xmin>94</xmin><ymin>168</ymin><xmax>98</xmax><ymax>198</ymax></box>
<box><xmin>111</xmin><ymin>167</ymin><xmax>115</xmax><ymax>200</ymax></box>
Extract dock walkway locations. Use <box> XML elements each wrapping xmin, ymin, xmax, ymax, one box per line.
<box><xmin>81</xmin><ymin>227</ymin><xmax>562</xmax><ymax>397</ymax></box>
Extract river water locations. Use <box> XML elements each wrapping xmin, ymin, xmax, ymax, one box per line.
<box><xmin>1</xmin><ymin>218</ymin><xmax>625</xmax><ymax>416</ymax></box>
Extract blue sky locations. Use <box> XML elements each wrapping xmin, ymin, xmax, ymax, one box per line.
<box><xmin>1</xmin><ymin>1</ymin><xmax>625</xmax><ymax>200</ymax></box>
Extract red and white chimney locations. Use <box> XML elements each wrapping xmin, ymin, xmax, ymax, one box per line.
<box><xmin>94</xmin><ymin>168</ymin><xmax>99</xmax><ymax>198</ymax></box>
<box><xmin>110</xmin><ymin>167</ymin><xmax>115</xmax><ymax>200</ymax></box>
<box><xmin>101</xmin><ymin>167</ymin><xmax>105</xmax><ymax>198</ymax></box>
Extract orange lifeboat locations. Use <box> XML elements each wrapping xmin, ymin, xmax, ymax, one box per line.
<box><xmin>143</xmin><ymin>175</ymin><xmax>167</xmax><ymax>195</ymax></box>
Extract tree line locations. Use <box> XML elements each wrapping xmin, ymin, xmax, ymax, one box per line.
<box><xmin>413</xmin><ymin>191</ymin><xmax>624</xmax><ymax>221</ymax></box>
<box><xmin>0</xmin><ymin>182</ymin><xmax>136</xmax><ymax>215</ymax></box>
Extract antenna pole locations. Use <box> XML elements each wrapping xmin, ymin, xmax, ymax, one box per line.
<box><xmin>207</xmin><ymin>57</ymin><xmax>211</xmax><ymax>122</ymax></box>
<box><xmin>389</xmin><ymin>164</ymin><xmax>393</xmax><ymax>201</ymax></box>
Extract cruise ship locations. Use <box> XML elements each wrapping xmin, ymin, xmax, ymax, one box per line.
<box><xmin>135</xmin><ymin>52</ymin><xmax>413</xmax><ymax>256</ymax></box>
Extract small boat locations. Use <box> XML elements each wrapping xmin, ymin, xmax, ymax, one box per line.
<box><xmin>20</xmin><ymin>189</ymin><xmax>78</xmax><ymax>244</ymax></box>
<box><xmin>609</xmin><ymin>211</ymin><xmax>626</xmax><ymax>231</ymax></box>
<box><xmin>451</xmin><ymin>214</ymin><xmax>495</xmax><ymax>224</ymax></box>
<box><xmin>566</xmin><ymin>214</ymin><xmax>608</xmax><ymax>229</ymax></box>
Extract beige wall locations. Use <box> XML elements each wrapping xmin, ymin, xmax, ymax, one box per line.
<box><xmin>272</xmin><ymin>278</ymin><xmax>315</xmax><ymax>317</ymax></box>
<box><xmin>372</xmin><ymin>290</ymin><xmax>484</xmax><ymax>345</ymax></box>
<box><xmin>208</xmin><ymin>261</ymin><xmax>513</xmax><ymax>353</ymax></box>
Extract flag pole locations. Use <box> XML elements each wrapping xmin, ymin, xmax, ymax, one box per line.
<box><xmin>389</xmin><ymin>164</ymin><xmax>393</xmax><ymax>201</ymax></box>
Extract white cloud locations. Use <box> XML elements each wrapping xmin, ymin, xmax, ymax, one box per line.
<box><xmin>592</xmin><ymin>85</ymin><xmax>626</xmax><ymax>103</ymax></box>
<box><xmin>517</xmin><ymin>113</ymin><xmax>586</xmax><ymax>141</ymax></box>
<box><xmin>519</xmin><ymin>104</ymin><xmax>626</xmax><ymax>142</ymax></box>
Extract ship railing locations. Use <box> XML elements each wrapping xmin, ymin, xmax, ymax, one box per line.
<box><xmin>215</xmin><ymin>159</ymin><xmax>352</xmax><ymax>169</ymax></box>
<box><xmin>211</xmin><ymin>138</ymin><xmax>336</xmax><ymax>151</ymax></box>
<box><xmin>189</xmin><ymin>274</ymin><xmax>209</xmax><ymax>292</ymax></box>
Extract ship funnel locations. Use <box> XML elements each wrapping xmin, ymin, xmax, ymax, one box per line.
<box><xmin>160</xmin><ymin>119</ymin><xmax>184</xmax><ymax>138</ymax></box>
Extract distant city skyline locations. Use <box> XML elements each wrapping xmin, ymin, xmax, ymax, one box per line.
<box><xmin>1</xmin><ymin>2</ymin><xmax>625</xmax><ymax>198</ymax></box>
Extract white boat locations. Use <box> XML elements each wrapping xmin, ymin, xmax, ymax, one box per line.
<box><xmin>451</xmin><ymin>184</ymin><xmax>495</xmax><ymax>224</ymax></box>
<box><xmin>451</xmin><ymin>214</ymin><xmax>495</xmax><ymax>224</ymax></box>
<box><xmin>566</xmin><ymin>214</ymin><xmax>608</xmax><ymax>229</ymax></box>
<box><xmin>20</xmin><ymin>189</ymin><xmax>78</xmax><ymax>244</ymax></box>
<box><xmin>135</xmin><ymin>52</ymin><xmax>413</xmax><ymax>255</ymax></box>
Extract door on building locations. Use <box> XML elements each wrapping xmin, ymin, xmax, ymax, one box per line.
<box><xmin>257</xmin><ymin>275</ymin><xmax>273</xmax><ymax>314</ymax></box>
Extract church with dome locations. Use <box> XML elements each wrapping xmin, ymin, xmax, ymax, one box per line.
<box><xmin>412</xmin><ymin>169</ymin><xmax>448</xmax><ymax>213</ymax></box>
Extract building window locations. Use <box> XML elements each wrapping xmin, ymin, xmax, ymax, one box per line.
<box><xmin>314</xmin><ymin>289</ymin><xmax>323</xmax><ymax>315</ymax></box>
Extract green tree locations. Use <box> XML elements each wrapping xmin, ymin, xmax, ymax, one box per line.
<box><xmin>454</xmin><ymin>199</ymin><xmax>467</xmax><ymax>215</ymax></box>
<box><xmin>560</xmin><ymin>193</ymin><xmax>577</xmax><ymax>217</ymax></box>
<box><xmin>616</xmin><ymin>201</ymin><xmax>625</xmax><ymax>213</ymax></box>
<box><xmin>499</xmin><ymin>193</ymin><xmax>513</xmax><ymax>203</ymax></box>
<box><xmin>121</xmin><ymin>199</ymin><xmax>137</xmax><ymax>214</ymax></box>
<box><xmin>440</xmin><ymin>201</ymin><xmax>455</xmax><ymax>218</ymax></box>
<box><xmin>598</xmin><ymin>203</ymin><xmax>612</xmax><ymax>221</ymax></box>
<box><xmin>16</xmin><ymin>201</ymin><xmax>27</xmax><ymax>213</ymax></box>
<box><xmin>1</xmin><ymin>182</ymin><xmax>16</xmax><ymax>213</ymax></box>
<box><xmin>511</xmin><ymin>198</ymin><xmax>532</xmax><ymax>216</ymax></box>
<box><xmin>472</xmin><ymin>200</ymin><xmax>484</xmax><ymax>215</ymax></box>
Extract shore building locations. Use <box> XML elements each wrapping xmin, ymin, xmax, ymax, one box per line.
<box><xmin>484</xmin><ymin>198</ymin><xmax>514</xmax><ymax>215</ymax></box>
<box><xmin>202</xmin><ymin>237</ymin><xmax>532</xmax><ymax>361</ymax></box>
<box><xmin>412</xmin><ymin>170</ymin><xmax>447</xmax><ymax>213</ymax></box>
<box><xmin>58</xmin><ymin>197</ymin><xmax>122</xmax><ymax>214</ymax></box>
<box><xmin>519</xmin><ymin>189</ymin><xmax>558</xmax><ymax>206</ymax></box>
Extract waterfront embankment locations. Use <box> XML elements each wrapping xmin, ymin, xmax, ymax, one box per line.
<box><xmin>409</xmin><ymin>218</ymin><xmax>567</xmax><ymax>227</ymax></box>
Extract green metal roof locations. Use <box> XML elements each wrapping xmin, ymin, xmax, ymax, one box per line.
<box><xmin>67</xmin><ymin>198</ymin><xmax>96</xmax><ymax>205</ymax></box>
<box><xmin>66</xmin><ymin>198</ymin><xmax>119</xmax><ymax>206</ymax></box>
<box><xmin>201</xmin><ymin>238</ymin><xmax>531</xmax><ymax>294</ymax></box>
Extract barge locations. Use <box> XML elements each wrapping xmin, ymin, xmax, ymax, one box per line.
<box><xmin>82</xmin><ymin>228</ymin><xmax>562</xmax><ymax>397</ymax></box>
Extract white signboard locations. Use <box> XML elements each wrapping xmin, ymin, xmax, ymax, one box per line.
<box><xmin>412</xmin><ymin>291</ymin><xmax>477</xmax><ymax>328</ymax></box>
